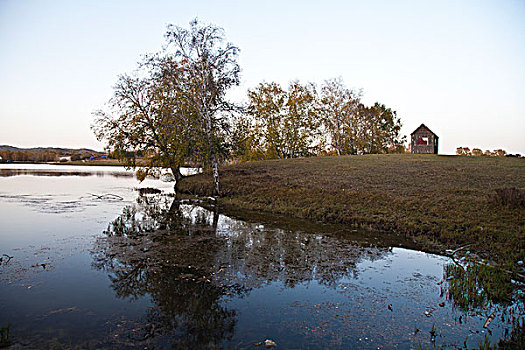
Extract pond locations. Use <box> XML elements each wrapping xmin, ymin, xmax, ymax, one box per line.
<box><xmin>0</xmin><ymin>164</ymin><xmax>523</xmax><ymax>349</ymax></box>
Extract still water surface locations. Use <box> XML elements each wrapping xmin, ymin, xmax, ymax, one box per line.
<box><xmin>0</xmin><ymin>164</ymin><xmax>522</xmax><ymax>348</ymax></box>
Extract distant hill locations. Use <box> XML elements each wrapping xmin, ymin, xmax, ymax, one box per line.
<box><xmin>0</xmin><ymin>145</ymin><xmax>103</xmax><ymax>154</ymax></box>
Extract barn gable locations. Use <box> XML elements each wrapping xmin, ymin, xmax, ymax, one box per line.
<box><xmin>410</xmin><ymin>124</ymin><xmax>438</xmax><ymax>154</ymax></box>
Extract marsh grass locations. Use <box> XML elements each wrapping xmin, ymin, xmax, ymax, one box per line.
<box><xmin>443</xmin><ymin>262</ymin><xmax>514</xmax><ymax>311</ymax></box>
<box><xmin>179</xmin><ymin>154</ymin><xmax>524</xmax><ymax>268</ymax></box>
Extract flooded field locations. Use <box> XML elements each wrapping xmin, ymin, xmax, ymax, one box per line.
<box><xmin>0</xmin><ymin>164</ymin><xmax>523</xmax><ymax>349</ymax></box>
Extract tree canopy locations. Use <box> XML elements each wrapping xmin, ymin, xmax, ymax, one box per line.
<box><xmin>93</xmin><ymin>20</ymin><xmax>240</xmax><ymax>194</ymax></box>
<box><xmin>245</xmin><ymin>81</ymin><xmax>320</xmax><ymax>159</ymax></box>
<box><xmin>237</xmin><ymin>79</ymin><xmax>405</xmax><ymax>161</ymax></box>
<box><xmin>319</xmin><ymin>78</ymin><xmax>361</xmax><ymax>155</ymax></box>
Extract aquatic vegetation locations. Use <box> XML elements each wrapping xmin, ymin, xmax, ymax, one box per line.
<box><xmin>443</xmin><ymin>258</ymin><xmax>525</xmax><ymax>348</ymax></box>
<box><xmin>444</xmin><ymin>262</ymin><xmax>515</xmax><ymax>311</ymax></box>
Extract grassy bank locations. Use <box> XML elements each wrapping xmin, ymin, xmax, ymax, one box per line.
<box><xmin>179</xmin><ymin>154</ymin><xmax>524</xmax><ymax>268</ymax></box>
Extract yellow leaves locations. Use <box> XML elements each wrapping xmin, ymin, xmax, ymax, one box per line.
<box><xmin>246</xmin><ymin>80</ymin><xmax>319</xmax><ymax>159</ymax></box>
<box><xmin>135</xmin><ymin>168</ymin><xmax>149</xmax><ymax>182</ymax></box>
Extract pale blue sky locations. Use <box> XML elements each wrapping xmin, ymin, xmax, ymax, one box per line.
<box><xmin>1</xmin><ymin>0</ymin><xmax>524</xmax><ymax>154</ymax></box>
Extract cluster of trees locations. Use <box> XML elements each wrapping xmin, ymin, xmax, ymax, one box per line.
<box><xmin>456</xmin><ymin>147</ymin><xmax>509</xmax><ymax>157</ymax></box>
<box><xmin>232</xmin><ymin>79</ymin><xmax>404</xmax><ymax>161</ymax></box>
<box><xmin>93</xmin><ymin>20</ymin><xmax>405</xmax><ymax>194</ymax></box>
<box><xmin>1</xmin><ymin>150</ymin><xmax>52</xmax><ymax>162</ymax></box>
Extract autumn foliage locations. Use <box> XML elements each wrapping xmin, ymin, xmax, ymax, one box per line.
<box><xmin>233</xmin><ymin>78</ymin><xmax>406</xmax><ymax>162</ymax></box>
<box><xmin>456</xmin><ymin>147</ymin><xmax>509</xmax><ymax>157</ymax></box>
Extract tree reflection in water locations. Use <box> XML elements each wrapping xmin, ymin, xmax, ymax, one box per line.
<box><xmin>92</xmin><ymin>194</ymin><xmax>389</xmax><ymax>347</ymax></box>
<box><xmin>92</xmin><ymin>196</ymin><xmax>238</xmax><ymax>348</ymax></box>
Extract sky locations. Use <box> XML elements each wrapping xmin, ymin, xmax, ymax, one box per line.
<box><xmin>1</xmin><ymin>0</ymin><xmax>524</xmax><ymax>154</ymax></box>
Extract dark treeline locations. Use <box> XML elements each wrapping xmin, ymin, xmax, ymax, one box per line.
<box><xmin>0</xmin><ymin>149</ymin><xmax>104</xmax><ymax>162</ymax></box>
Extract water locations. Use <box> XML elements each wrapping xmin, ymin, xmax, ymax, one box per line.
<box><xmin>0</xmin><ymin>164</ymin><xmax>522</xmax><ymax>349</ymax></box>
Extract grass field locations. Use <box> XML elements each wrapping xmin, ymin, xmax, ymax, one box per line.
<box><xmin>179</xmin><ymin>154</ymin><xmax>524</xmax><ymax>269</ymax></box>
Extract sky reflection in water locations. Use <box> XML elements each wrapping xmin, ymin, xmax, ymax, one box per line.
<box><xmin>0</xmin><ymin>165</ymin><xmax>522</xmax><ymax>349</ymax></box>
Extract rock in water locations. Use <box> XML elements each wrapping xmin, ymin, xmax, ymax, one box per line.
<box><xmin>264</xmin><ymin>339</ymin><xmax>277</xmax><ymax>348</ymax></box>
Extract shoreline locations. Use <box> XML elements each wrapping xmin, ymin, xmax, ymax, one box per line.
<box><xmin>178</xmin><ymin>154</ymin><xmax>525</xmax><ymax>270</ymax></box>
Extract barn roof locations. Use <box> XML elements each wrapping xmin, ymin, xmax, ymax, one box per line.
<box><xmin>411</xmin><ymin>124</ymin><xmax>438</xmax><ymax>138</ymax></box>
